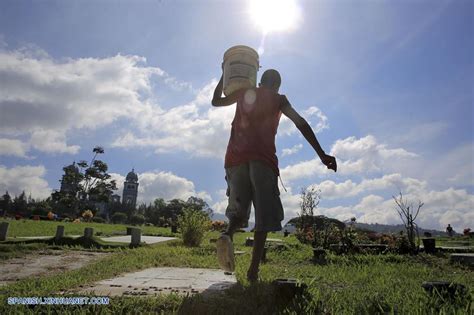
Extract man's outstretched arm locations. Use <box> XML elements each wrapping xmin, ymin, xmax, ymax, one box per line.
<box><xmin>212</xmin><ymin>75</ymin><xmax>241</xmax><ymax>107</ymax></box>
<box><xmin>281</xmin><ymin>96</ymin><xmax>337</xmax><ymax>172</ymax></box>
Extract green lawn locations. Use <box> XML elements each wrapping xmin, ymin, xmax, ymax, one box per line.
<box><xmin>434</xmin><ymin>235</ymin><xmax>474</xmax><ymax>248</ymax></box>
<box><xmin>0</xmin><ymin>223</ymin><xmax>472</xmax><ymax>314</ymax></box>
<box><xmin>0</xmin><ymin>218</ymin><xmax>175</xmax><ymax>238</ymax></box>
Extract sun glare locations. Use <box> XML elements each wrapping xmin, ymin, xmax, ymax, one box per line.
<box><xmin>249</xmin><ymin>0</ymin><xmax>302</xmax><ymax>34</ymax></box>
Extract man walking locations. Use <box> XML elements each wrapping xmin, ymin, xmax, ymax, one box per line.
<box><xmin>212</xmin><ymin>68</ymin><xmax>336</xmax><ymax>282</ymax></box>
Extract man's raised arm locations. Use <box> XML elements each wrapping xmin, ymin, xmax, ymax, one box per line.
<box><xmin>212</xmin><ymin>75</ymin><xmax>241</xmax><ymax>107</ymax></box>
<box><xmin>281</xmin><ymin>96</ymin><xmax>337</xmax><ymax>172</ymax></box>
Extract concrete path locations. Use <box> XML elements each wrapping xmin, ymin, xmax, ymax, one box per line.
<box><xmin>77</xmin><ymin>267</ymin><xmax>236</xmax><ymax>296</ymax></box>
<box><xmin>100</xmin><ymin>236</ymin><xmax>177</xmax><ymax>244</ymax></box>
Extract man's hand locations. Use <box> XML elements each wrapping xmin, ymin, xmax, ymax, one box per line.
<box><xmin>321</xmin><ymin>154</ymin><xmax>337</xmax><ymax>172</ymax></box>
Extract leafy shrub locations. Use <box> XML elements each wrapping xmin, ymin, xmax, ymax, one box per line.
<box><xmin>387</xmin><ymin>235</ymin><xmax>412</xmax><ymax>254</ymax></box>
<box><xmin>92</xmin><ymin>216</ymin><xmax>106</xmax><ymax>223</ymax></box>
<box><xmin>111</xmin><ymin>212</ymin><xmax>127</xmax><ymax>224</ymax></box>
<box><xmin>178</xmin><ymin>208</ymin><xmax>211</xmax><ymax>247</ymax></box>
<box><xmin>130</xmin><ymin>214</ymin><xmax>146</xmax><ymax>225</ymax></box>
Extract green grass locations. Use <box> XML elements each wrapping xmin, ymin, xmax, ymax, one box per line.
<box><xmin>434</xmin><ymin>235</ymin><xmax>474</xmax><ymax>247</ymax></box>
<box><xmin>0</xmin><ymin>231</ymin><xmax>472</xmax><ymax>314</ymax></box>
<box><xmin>0</xmin><ymin>219</ymin><xmax>175</xmax><ymax>238</ymax></box>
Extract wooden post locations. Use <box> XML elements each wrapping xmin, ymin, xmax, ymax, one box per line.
<box><xmin>131</xmin><ymin>228</ymin><xmax>141</xmax><ymax>246</ymax></box>
<box><xmin>55</xmin><ymin>225</ymin><xmax>65</xmax><ymax>240</ymax></box>
<box><xmin>0</xmin><ymin>222</ymin><xmax>9</xmax><ymax>241</ymax></box>
<box><xmin>84</xmin><ymin>227</ymin><xmax>94</xmax><ymax>239</ymax></box>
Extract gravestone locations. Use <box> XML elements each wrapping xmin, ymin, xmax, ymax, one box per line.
<box><xmin>245</xmin><ymin>237</ymin><xmax>254</xmax><ymax>246</ymax></box>
<box><xmin>261</xmin><ymin>246</ymin><xmax>268</xmax><ymax>263</ymax></box>
<box><xmin>126</xmin><ymin>227</ymin><xmax>132</xmax><ymax>235</ymax></box>
<box><xmin>313</xmin><ymin>248</ymin><xmax>327</xmax><ymax>264</ymax></box>
<box><xmin>450</xmin><ymin>253</ymin><xmax>474</xmax><ymax>267</ymax></box>
<box><xmin>171</xmin><ymin>225</ymin><xmax>178</xmax><ymax>233</ymax></box>
<box><xmin>131</xmin><ymin>228</ymin><xmax>141</xmax><ymax>246</ymax></box>
<box><xmin>84</xmin><ymin>227</ymin><xmax>94</xmax><ymax>239</ymax></box>
<box><xmin>0</xmin><ymin>222</ymin><xmax>9</xmax><ymax>241</ymax></box>
<box><xmin>55</xmin><ymin>225</ymin><xmax>65</xmax><ymax>240</ymax></box>
<box><xmin>422</xmin><ymin>238</ymin><xmax>436</xmax><ymax>254</ymax></box>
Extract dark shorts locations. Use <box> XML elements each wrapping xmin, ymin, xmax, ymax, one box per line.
<box><xmin>225</xmin><ymin>160</ymin><xmax>284</xmax><ymax>232</ymax></box>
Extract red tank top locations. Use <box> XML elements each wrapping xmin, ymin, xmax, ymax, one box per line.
<box><xmin>224</xmin><ymin>87</ymin><xmax>284</xmax><ymax>175</ymax></box>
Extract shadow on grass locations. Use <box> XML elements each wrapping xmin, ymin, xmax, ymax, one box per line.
<box><xmin>178</xmin><ymin>281</ymin><xmax>318</xmax><ymax>315</ymax></box>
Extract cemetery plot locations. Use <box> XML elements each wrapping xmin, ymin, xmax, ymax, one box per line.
<box><xmin>0</xmin><ymin>250</ymin><xmax>110</xmax><ymax>286</ymax></box>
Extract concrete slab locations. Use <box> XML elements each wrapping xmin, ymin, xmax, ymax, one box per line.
<box><xmin>246</xmin><ymin>237</ymin><xmax>282</xmax><ymax>242</ymax></box>
<box><xmin>450</xmin><ymin>253</ymin><xmax>474</xmax><ymax>267</ymax></box>
<box><xmin>100</xmin><ymin>235</ymin><xmax>177</xmax><ymax>244</ymax></box>
<box><xmin>77</xmin><ymin>267</ymin><xmax>237</xmax><ymax>296</ymax></box>
<box><xmin>437</xmin><ymin>246</ymin><xmax>474</xmax><ymax>253</ymax></box>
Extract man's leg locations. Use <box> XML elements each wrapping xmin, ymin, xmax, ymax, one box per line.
<box><xmin>247</xmin><ymin>160</ymin><xmax>285</xmax><ymax>282</ymax></box>
<box><xmin>247</xmin><ymin>230</ymin><xmax>267</xmax><ymax>282</ymax></box>
<box><xmin>217</xmin><ymin>164</ymin><xmax>252</xmax><ymax>272</ymax></box>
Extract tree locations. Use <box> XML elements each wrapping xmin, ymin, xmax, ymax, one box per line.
<box><xmin>144</xmin><ymin>198</ymin><xmax>167</xmax><ymax>226</ymax></box>
<box><xmin>79</xmin><ymin>146</ymin><xmax>117</xmax><ymax>203</ymax></box>
<box><xmin>142</xmin><ymin>197</ymin><xmax>211</xmax><ymax>227</ymax></box>
<box><xmin>0</xmin><ymin>191</ymin><xmax>12</xmax><ymax>217</ymax></box>
<box><xmin>164</xmin><ymin>199</ymin><xmax>189</xmax><ymax>224</ymax></box>
<box><xmin>297</xmin><ymin>186</ymin><xmax>321</xmax><ymax>230</ymax></box>
<box><xmin>29</xmin><ymin>198</ymin><xmax>53</xmax><ymax>216</ymax></box>
<box><xmin>12</xmin><ymin>191</ymin><xmax>28</xmax><ymax>216</ymax></box>
<box><xmin>186</xmin><ymin>196</ymin><xmax>213</xmax><ymax>217</ymax></box>
<box><xmin>393</xmin><ymin>191</ymin><xmax>424</xmax><ymax>253</ymax></box>
<box><xmin>52</xmin><ymin>146</ymin><xmax>117</xmax><ymax>216</ymax></box>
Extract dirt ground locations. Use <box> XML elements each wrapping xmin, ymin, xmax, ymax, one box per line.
<box><xmin>0</xmin><ymin>250</ymin><xmax>110</xmax><ymax>286</ymax></box>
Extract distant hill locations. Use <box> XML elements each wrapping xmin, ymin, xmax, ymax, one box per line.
<box><xmin>354</xmin><ymin>222</ymin><xmax>450</xmax><ymax>236</ymax></box>
<box><xmin>212</xmin><ymin>213</ymin><xmax>450</xmax><ymax>236</ymax></box>
<box><xmin>211</xmin><ymin>213</ymin><xmax>228</xmax><ymax>222</ymax></box>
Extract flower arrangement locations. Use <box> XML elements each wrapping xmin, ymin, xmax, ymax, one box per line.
<box><xmin>82</xmin><ymin>210</ymin><xmax>94</xmax><ymax>222</ymax></box>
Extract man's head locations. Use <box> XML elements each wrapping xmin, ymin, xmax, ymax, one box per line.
<box><xmin>259</xmin><ymin>69</ymin><xmax>281</xmax><ymax>92</ymax></box>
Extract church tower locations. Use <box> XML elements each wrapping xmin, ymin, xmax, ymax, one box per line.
<box><xmin>122</xmin><ymin>169</ymin><xmax>139</xmax><ymax>208</ymax></box>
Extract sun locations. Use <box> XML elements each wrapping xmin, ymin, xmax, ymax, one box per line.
<box><xmin>249</xmin><ymin>0</ymin><xmax>302</xmax><ymax>34</ymax></box>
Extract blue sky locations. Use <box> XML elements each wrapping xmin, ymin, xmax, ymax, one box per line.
<box><xmin>0</xmin><ymin>0</ymin><xmax>472</xmax><ymax>231</ymax></box>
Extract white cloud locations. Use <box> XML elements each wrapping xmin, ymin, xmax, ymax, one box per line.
<box><xmin>211</xmin><ymin>189</ymin><xmax>229</xmax><ymax>215</ymax></box>
<box><xmin>0</xmin><ymin>165</ymin><xmax>52</xmax><ymax>199</ymax></box>
<box><xmin>427</xmin><ymin>143</ymin><xmax>474</xmax><ymax>187</ymax></box>
<box><xmin>112</xmin><ymin>80</ymin><xmax>236</xmax><ymax>158</ymax></box>
<box><xmin>0</xmin><ymin>138</ymin><xmax>29</xmax><ymax>157</ymax></box>
<box><xmin>282</xmin><ymin>143</ymin><xmax>303</xmax><ymax>157</ymax></box>
<box><xmin>281</xmin><ymin>135</ymin><xmax>420</xmax><ymax>182</ymax></box>
<box><xmin>321</xmin><ymin>188</ymin><xmax>474</xmax><ymax>233</ymax></box>
<box><xmin>280</xmin><ymin>158</ymin><xmax>330</xmax><ymax>182</ymax></box>
<box><xmin>304</xmin><ymin>106</ymin><xmax>329</xmax><ymax>133</ymax></box>
<box><xmin>389</xmin><ymin>121</ymin><xmax>449</xmax><ymax>147</ymax></box>
<box><xmin>0</xmin><ymin>44</ymin><xmax>185</xmax><ymax>155</ymax></box>
<box><xmin>30</xmin><ymin>129</ymin><xmax>80</xmax><ymax>154</ymax></box>
<box><xmin>315</xmin><ymin>173</ymin><xmax>427</xmax><ymax>200</ymax></box>
<box><xmin>278</xmin><ymin>105</ymin><xmax>329</xmax><ymax>136</ymax></box>
<box><xmin>110</xmin><ymin>170</ymin><xmax>211</xmax><ymax>205</ymax></box>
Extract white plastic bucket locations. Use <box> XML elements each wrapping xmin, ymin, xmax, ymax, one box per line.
<box><xmin>223</xmin><ymin>45</ymin><xmax>259</xmax><ymax>96</ymax></box>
